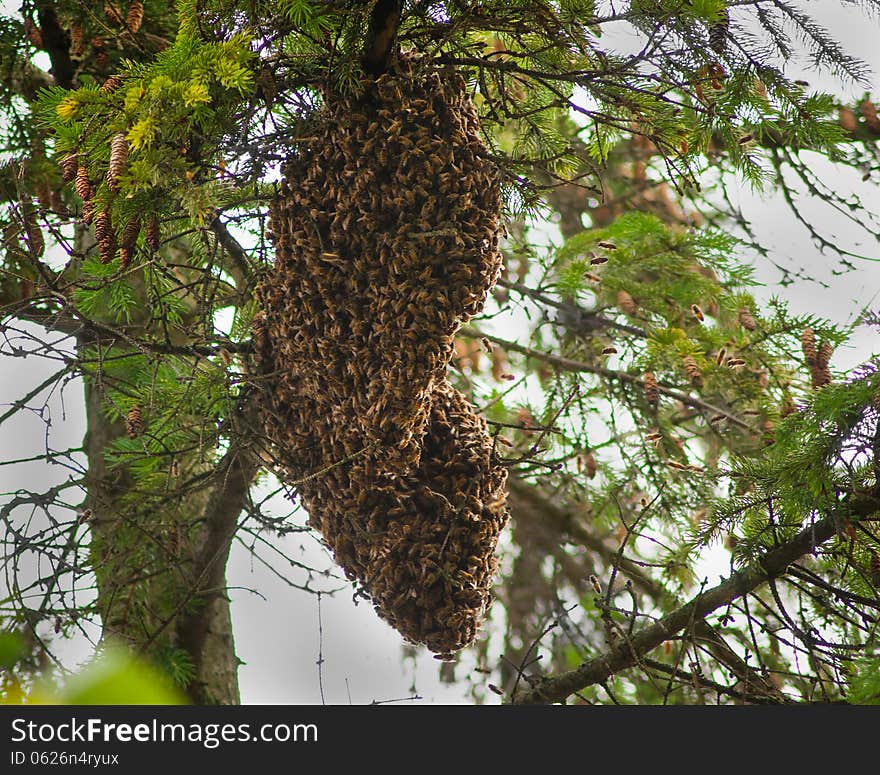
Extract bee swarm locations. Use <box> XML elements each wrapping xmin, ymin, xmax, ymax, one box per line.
<box><xmin>253</xmin><ymin>59</ymin><xmax>509</xmax><ymax>656</ymax></box>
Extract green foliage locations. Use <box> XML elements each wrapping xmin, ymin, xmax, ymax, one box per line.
<box><xmin>1</xmin><ymin>0</ymin><xmax>879</xmax><ymax>707</ymax></box>
<box><xmin>17</xmin><ymin>649</ymin><xmax>185</xmax><ymax>705</ymax></box>
<box><xmin>847</xmin><ymin>653</ymin><xmax>880</xmax><ymax>704</ymax></box>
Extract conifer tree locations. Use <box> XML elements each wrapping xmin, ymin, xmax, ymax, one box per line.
<box><xmin>1</xmin><ymin>0</ymin><xmax>879</xmax><ymax>705</ymax></box>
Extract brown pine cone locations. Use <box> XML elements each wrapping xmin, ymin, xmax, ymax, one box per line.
<box><xmin>616</xmin><ymin>289</ymin><xmax>638</xmax><ymax>316</ymax></box>
<box><xmin>126</xmin><ymin>0</ymin><xmax>144</xmax><ymax>33</ymax></box>
<box><xmin>682</xmin><ymin>355</ymin><xmax>703</xmax><ymax>387</ymax></box>
<box><xmin>75</xmin><ymin>165</ymin><xmax>93</xmax><ymax>202</ymax></box>
<box><xmin>60</xmin><ymin>153</ymin><xmax>78</xmax><ymax>183</ymax></box>
<box><xmin>107</xmin><ymin>133</ymin><xmax>128</xmax><ymax>192</ymax></box>
<box><xmin>643</xmin><ymin>371</ymin><xmax>659</xmax><ymax>407</ymax></box>
<box><xmin>125</xmin><ymin>404</ymin><xmax>143</xmax><ymax>438</ymax></box>
<box><xmin>145</xmin><ymin>216</ymin><xmax>160</xmax><ymax>251</ymax></box>
<box><xmin>738</xmin><ymin>307</ymin><xmax>757</xmax><ymax>331</ymax></box>
<box><xmin>801</xmin><ymin>327</ymin><xmax>817</xmax><ymax>366</ymax></box>
<box><xmin>119</xmin><ymin>217</ymin><xmax>141</xmax><ymax>269</ymax></box>
<box><xmin>94</xmin><ymin>210</ymin><xmax>117</xmax><ymax>264</ymax></box>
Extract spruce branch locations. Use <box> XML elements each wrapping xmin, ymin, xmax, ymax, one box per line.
<box><xmin>511</xmin><ymin>495</ymin><xmax>880</xmax><ymax>703</ymax></box>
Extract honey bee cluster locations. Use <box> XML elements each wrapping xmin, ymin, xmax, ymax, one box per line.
<box><xmin>253</xmin><ymin>58</ymin><xmax>509</xmax><ymax>655</ymax></box>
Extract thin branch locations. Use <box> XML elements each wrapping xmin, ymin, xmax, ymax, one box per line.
<box><xmin>510</xmin><ymin>496</ymin><xmax>879</xmax><ymax>703</ymax></box>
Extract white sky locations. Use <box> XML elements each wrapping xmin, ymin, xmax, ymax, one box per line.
<box><xmin>1</xmin><ymin>1</ymin><xmax>879</xmax><ymax>704</ymax></box>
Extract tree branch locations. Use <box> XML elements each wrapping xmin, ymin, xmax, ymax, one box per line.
<box><xmin>174</xmin><ymin>415</ymin><xmax>260</xmax><ymax>704</ymax></box>
<box><xmin>35</xmin><ymin>2</ymin><xmax>74</xmax><ymax>90</ymax></box>
<box><xmin>510</xmin><ymin>496</ymin><xmax>880</xmax><ymax>703</ymax></box>
<box><xmin>463</xmin><ymin>327</ymin><xmax>752</xmax><ymax>431</ymax></box>
<box><xmin>362</xmin><ymin>0</ymin><xmax>403</xmax><ymax>75</ymax></box>
<box><xmin>507</xmin><ymin>477</ymin><xmax>788</xmax><ymax>702</ymax></box>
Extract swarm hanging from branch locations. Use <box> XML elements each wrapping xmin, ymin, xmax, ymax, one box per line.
<box><xmin>254</xmin><ymin>57</ymin><xmax>508</xmax><ymax>655</ymax></box>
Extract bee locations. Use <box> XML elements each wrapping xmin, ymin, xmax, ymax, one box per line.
<box><xmin>597</xmin><ymin>241</ymin><xmax>617</xmax><ymax>250</ymax></box>
<box><xmin>691</xmin><ymin>304</ymin><xmax>704</xmax><ymax>322</ymax></box>
<box><xmin>590</xmin><ymin>255</ymin><xmax>608</xmax><ymax>265</ymax></box>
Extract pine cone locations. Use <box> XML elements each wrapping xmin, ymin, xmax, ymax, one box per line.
<box><xmin>94</xmin><ymin>210</ymin><xmax>117</xmax><ymax>264</ymax></box>
<box><xmin>69</xmin><ymin>23</ymin><xmax>85</xmax><ymax>57</ymax></box>
<box><xmin>145</xmin><ymin>216</ymin><xmax>160</xmax><ymax>251</ymax></box>
<box><xmin>75</xmin><ymin>165</ymin><xmax>93</xmax><ymax>202</ymax></box>
<box><xmin>104</xmin><ymin>3</ymin><xmax>123</xmax><ymax>25</ymax></box>
<box><xmin>60</xmin><ymin>153</ymin><xmax>78</xmax><ymax>183</ymax></box>
<box><xmin>119</xmin><ymin>217</ymin><xmax>141</xmax><ymax>269</ymax></box>
<box><xmin>839</xmin><ymin>106</ymin><xmax>859</xmax><ymax>134</ymax></box>
<box><xmin>125</xmin><ymin>404</ymin><xmax>143</xmax><ymax>438</ymax></box>
<box><xmin>811</xmin><ymin>340</ymin><xmax>833</xmax><ymax>388</ymax></box>
<box><xmin>107</xmin><ymin>133</ymin><xmax>128</xmax><ymax>192</ymax></box>
<box><xmin>643</xmin><ymin>371</ymin><xmax>659</xmax><ymax>407</ymax></box>
<box><xmin>738</xmin><ymin>307</ymin><xmax>757</xmax><ymax>331</ymax></box>
<box><xmin>861</xmin><ymin>98</ymin><xmax>880</xmax><ymax>134</ymax></box>
<box><xmin>100</xmin><ymin>74</ymin><xmax>124</xmax><ymax>93</ymax></box>
<box><xmin>682</xmin><ymin>355</ymin><xmax>703</xmax><ymax>387</ymax></box>
<box><xmin>616</xmin><ymin>289</ymin><xmax>638</xmax><ymax>316</ymax></box>
<box><xmin>82</xmin><ymin>200</ymin><xmax>96</xmax><ymax>225</ymax></box>
<box><xmin>801</xmin><ymin>327</ymin><xmax>817</xmax><ymax>366</ymax></box>
<box><xmin>126</xmin><ymin>0</ymin><xmax>144</xmax><ymax>33</ymax></box>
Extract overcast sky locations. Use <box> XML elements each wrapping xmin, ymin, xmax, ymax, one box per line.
<box><xmin>1</xmin><ymin>1</ymin><xmax>879</xmax><ymax>705</ymax></box>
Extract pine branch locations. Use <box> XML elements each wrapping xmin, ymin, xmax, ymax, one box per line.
<box><xmin>463</xmin><ymin>327</ymin><xmax>753</xmax><ymax>430</ymax></box>
<box><xmin>507</xmin><ymin>477</ymin><xmax>789</xmax><ymax>703</ymax></box>
<box><xmin>510</xmin><ymin>495</ymin><xmax>880</xmax><ymax>703</ymax></box>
